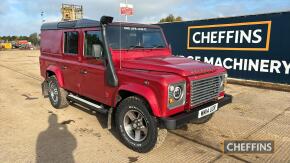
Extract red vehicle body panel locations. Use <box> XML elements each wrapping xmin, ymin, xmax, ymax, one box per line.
<box><xmin>40</xmin><ymin>25</ymin><xmax>227</xmax><ymax>118</ymax></box>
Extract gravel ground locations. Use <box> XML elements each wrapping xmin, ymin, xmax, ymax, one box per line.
<box><xmin>0</xmin><ymin>50</ymin><xmax>289</xmax><ymax>163</ymax></box>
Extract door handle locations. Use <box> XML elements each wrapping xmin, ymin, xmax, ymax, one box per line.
<box><xmin>80</xmin><ymin>70</ymin><xmax>88</xmax><ymax>74</ymax></box>
<box><xmin>61</xmin><ymin>65</ymin><xmax>67</xmax><ymax>70</ymax></box>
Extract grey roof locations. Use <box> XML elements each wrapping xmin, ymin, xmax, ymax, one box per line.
<box><xmin>41</xmin><ymin>19</ymin><xmax>100</xmax><ymax>30</ymax></box>
<box><xmin>41</xmin><ymin>18</ymin><xmax>161</xmax><ymax>30</ymax></box>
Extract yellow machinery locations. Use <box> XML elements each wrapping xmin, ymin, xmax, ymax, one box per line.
<box><xmin>1</xmin><ymin>43</ymin><xmax>12</xmax><ymax>49</ymax></box>
<box><xmin>61</xmin><ymin>4</ymin><xmax>83</xmax><ymax>21</ymax></box>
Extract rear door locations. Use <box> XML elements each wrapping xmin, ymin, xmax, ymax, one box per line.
<box><xmin>61</xmin><ymin>30</ymin><xmax>81</xmax><ymax>93</ymax></box>
<box><xmin>79</xmin><ymin>30</ymin><xmax>106</xmax><ymax>103</ymax></box>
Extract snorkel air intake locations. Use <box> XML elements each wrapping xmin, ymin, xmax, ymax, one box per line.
<box><xmin>100</xmin><ymin>16</ymin><xmax>118</xmax><ymax>87</ymax></box>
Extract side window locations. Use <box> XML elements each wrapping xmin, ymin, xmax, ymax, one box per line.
<box><xmin>64</xmin><ymin>31</ymin><xmax>78</xmax><ymax>54</ymax></box>
<box><xmin>84</xmin><ymin>31</ymin><xmax>103</xmax><ymax>57</ymax></box>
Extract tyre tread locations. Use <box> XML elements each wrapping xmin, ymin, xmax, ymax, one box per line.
<box><xmin>47</xmin><ymin>76</ymin><xmax>69</xmax><ymax>109</ymax></box>
<box><xmin>115</xmin><ymin>96</ymin><xmax>164</xmax><ymax>153</ymax></box>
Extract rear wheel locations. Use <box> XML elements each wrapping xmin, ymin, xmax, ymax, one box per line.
<box><xmin>47</xmin><ymin>76</ymin><xmax>69</xmax><ymax>109</ymax></box>
<box><xmin>115</xmin><ymin>96</ymin><xmax>166</xmax><ymax>153</ymax></box>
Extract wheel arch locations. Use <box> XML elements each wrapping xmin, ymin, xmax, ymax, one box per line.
<box><xmin>46</xmin><ymin>65</ymin><xmax>64</xmax><ymax>87</ymax></box>
<box><xmin>115</xmin><ymin>84</ymin><xmax>161</xmax><ymax>117</ymax></box>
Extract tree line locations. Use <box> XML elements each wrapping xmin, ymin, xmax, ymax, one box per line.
<box><xmin>0</xmin><ymin>33</ymin><xmax>40</xmax><ymax>46</ymax></box>
<box><xmin>0</xmin><ymin>15</ymin><xmax>181</xmax><ymax>46</ymax></box>
<box><xmin>159</xmin><ymin>14</ymin><xmax>183</xmax><ymax>23</ymax></box>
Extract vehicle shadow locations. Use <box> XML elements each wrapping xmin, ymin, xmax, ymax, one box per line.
<box><xmin>36</xmin><ymin>114</ymin><xmax>77</xmax><ymax>163</ymax></box>
<box><xmin>70</xmin><ymin>103</ymin><xmax>120</xmax><ymax>140</ymax></box>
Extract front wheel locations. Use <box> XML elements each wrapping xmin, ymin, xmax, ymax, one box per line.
<box><xmin>115</xmin><ymin>96</ymin><xmax>164</xmax><ymax>153</ymax></box>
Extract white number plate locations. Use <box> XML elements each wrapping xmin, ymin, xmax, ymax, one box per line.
<box><xmin>198</xmin><ymin>103</ymin><xmax>218</xmax><ymax>118</ymax></box>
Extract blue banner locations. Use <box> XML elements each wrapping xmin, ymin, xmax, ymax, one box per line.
<box><xmin>158</xmin><ymin>12</ymin><xmax>290</xmax><ymax>84</ymax></box>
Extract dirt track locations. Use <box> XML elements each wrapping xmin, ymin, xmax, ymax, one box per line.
<box><xmin>0</xmin><ymin>50</ymin><xmax>290</xmax><ymax>163</ymax></box>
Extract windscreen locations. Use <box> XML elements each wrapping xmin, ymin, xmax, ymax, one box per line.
<box><xmin>106</xmin><ymin>26</ymin><xmax>166</xmax><ymax>49</ymax></box>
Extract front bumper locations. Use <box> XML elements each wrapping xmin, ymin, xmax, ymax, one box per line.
<box><xmin>160</xmin><ymin>94</ymin><xmax>233</xmax><ymax>130</ymax></box>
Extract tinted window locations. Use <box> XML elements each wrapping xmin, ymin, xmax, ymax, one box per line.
<box><xmin>64</xmin><ymin>31</ymin><xmax>78</xmax><ymax>54</ymax></box>
<box><xmin>84</xmin><ymin>31</ymin><xmax>103</xmax><ymax>57</ymax></box>
<box><xmin>107</xmin><ymin>26</ymin><xmax>166</xmax><ymax>49</ymax></box>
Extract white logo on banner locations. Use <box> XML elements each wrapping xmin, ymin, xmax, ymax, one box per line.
<box><xmin>180</xmin><ymin>56</ymin><xmax>290</xmax><ymax>75</ymax></box>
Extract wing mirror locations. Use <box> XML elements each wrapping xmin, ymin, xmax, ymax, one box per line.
<box><xmin>92</xmin><ymin>44</ymin><xmax>103</xmax><ymax>58</ymax></box>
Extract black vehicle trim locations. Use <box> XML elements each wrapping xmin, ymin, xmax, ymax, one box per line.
<box><xmin>160</xmin><ymin>94</ymin><xmax>233</xmax><ymax>130</ymax></box>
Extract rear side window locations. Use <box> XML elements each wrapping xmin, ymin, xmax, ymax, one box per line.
<box><xmin>84</xmin><ymin>31</ymin><xmax>103</xmax><ymax>57</ymax></box>
<box><xmin>64</xmin><ymin>31</ymin><xmax>78</xmax><ymax>54</ymax></box>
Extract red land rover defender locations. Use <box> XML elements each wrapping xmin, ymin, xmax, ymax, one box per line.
<box><xmin>40</xmin><ymin>16</ymin><xmax>232</xmax><ymax>153</ymax></box>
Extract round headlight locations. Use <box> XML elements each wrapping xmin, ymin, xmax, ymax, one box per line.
<box><xmin>169</xmin><ymin>85</ymin><xmax>175</xmax><ymax>92</ymax></box>
<box><xmin>173</xmin><ymin>86</ymin><xmax>183</xmax><ymax>100</ymax></box>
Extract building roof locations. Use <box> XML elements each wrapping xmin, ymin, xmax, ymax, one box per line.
<box><xmin>41</xmin><ymin>18</ymin><xmax>160</xmax><ymax>30</ymax></box>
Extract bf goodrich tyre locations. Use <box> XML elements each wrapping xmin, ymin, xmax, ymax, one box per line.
<box><xmin>115</xmin><ymin>96</ymin><xmax>161</xmax><ymax>153</ymax></box>
<box><xmin>47</xmin><ymin>76</ymin><xmax>69</xmax><ymax>109</ymax></box>
<box><xmin>190</xmin><ymin>114</ymin><xmax>213</xmax><ymax>124</ymax></box>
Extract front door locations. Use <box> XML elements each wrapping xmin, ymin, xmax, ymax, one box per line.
<box><xmin>79</xmin><ymin>30</ymin><xmax>106</xmax><ymax>103</ymax></box>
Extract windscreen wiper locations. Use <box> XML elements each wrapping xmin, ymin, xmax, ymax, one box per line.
<box><xmin>129</xmin><ymin>45</ymin><xmax>144</xmax><ymax>50</ymax></box>
<box><xmin>151</xmin><ymin>45</ymin><xmax>165</xmax><ymax>49</ymax></box>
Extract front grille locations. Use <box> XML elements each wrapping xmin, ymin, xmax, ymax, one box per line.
<box><xmin>190</xmin><ymin>76</ymin><xmax>221</xmax><ymax>107</ymax></box>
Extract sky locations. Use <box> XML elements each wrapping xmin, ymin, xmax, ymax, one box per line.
<box><xmin>0</xmin><ymin>0</ymin><xmax>290</xmax><ymax>36</ymax></box>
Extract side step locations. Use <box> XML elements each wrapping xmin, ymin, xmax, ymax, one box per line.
<box><xmin>67</xmin><ymin>94</ymin><xmax>108</xmax><ymax>114</ymax></box>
